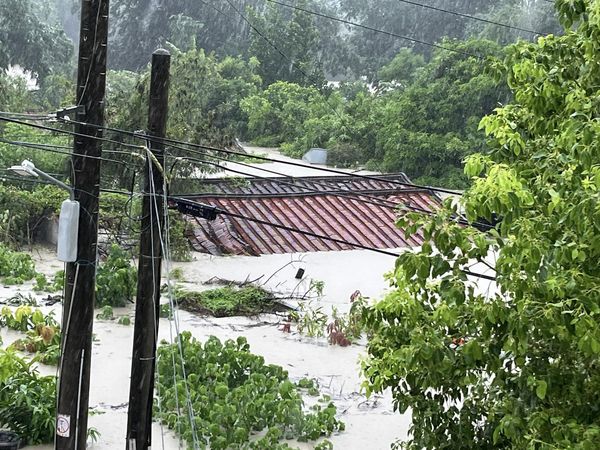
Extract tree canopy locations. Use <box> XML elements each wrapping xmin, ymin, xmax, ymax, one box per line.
<box><xmin>0</xmin><ymin>0</ymin><xmax>73</xmax><ymax>79</ymax></box>
<box><xmin>361</xmin><ymin>0</ymin><xmax>600</xmax><ymax>447</ymax></box>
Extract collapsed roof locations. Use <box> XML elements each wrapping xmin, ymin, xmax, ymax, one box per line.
<box><xmin>177</xmin><ymin>173</ymin><xmax>441</xmax><ymax>256</ymax></box>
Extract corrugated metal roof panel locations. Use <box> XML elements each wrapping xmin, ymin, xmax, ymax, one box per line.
<box><xmin>180</xmin><ymin>173</ymin><xmax>443</xmax><ymax>255</ymax></box>
<box><xmin>181</xmin><ymin>173</ymin><xmax>417</xmax><ymax>197</ymax></box>
<box><xmin>184</xmin><ymin>182</ymin><xmax>441</xmax><ymax>256</ymax></box>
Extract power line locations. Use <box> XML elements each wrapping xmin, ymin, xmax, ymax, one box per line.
<box><xmin>0</xmin><ymin>108</ymin><xmax>465</xmax><ymax>200</ymax></box>
<box><xmin>396</xmin><ymin>0</ymin><xmax>542</xmax><ymax>35</ymax></box>
<box><xmin>0</xmin><ymin>137</ymin><xmax>132</xmax><ymax>166</ymax></box>
<box><xmin>264</xmin><ymin>0</ymin><xmax>483</xmax><ymax>59</ymax></box>
<box><xmin>53</xmin><ymin>117</ymin><xmax>465</xmax><ymax>196</ymax></box>
<box><xmin>165</xmin><ymin>139</ymin><xmax>464</xmax><ymax>195</ymax></box>
<box><xmin>3</xmin><ymin>114</ymin><xmax>469</xmax><ymax>208</ymax></box>
<box><xmin>17</xmin><ymin>117</ymin><xmax>487</xmax><ymax>232</ymax></box>
<box><xmin>0</xmin><ymin>111</ymin><xmax>54</xmax><ymax>120</ymax></box>
<box><xmin>224</xmin><ymin>0</ymin><xmax>321</xmax><ymax>84</ymax></box>
<box><xmin>171</xmin><ymin>155</ymin><xmax>415</xmax><ymax>210</ymax></box>
<box><xmin>169</xmin><ymin>153</ymin><xmax>494</xmax><ymax>230</ymax></box>
<box><xmin>170</xmin><ymin>197</ymin><xmax>496</xmax><ymax>281</ymax></box>
<box><xmin>0</xmin><ymin>115</ymin><xmax>145</xmax><ymax>151</ymax></box>
<box><xmin>222</xmin><ymin>0</ymin><xmax>351</xmax><ymax>131</ymax></box>
<box><xmin>0</xmin><ymin>136</ymin><xmax>145</xmax><ymax>156</ymax></box>
<box><xmin>0</xmin><ymin>171</ymin><xmax>132</xmax><ymax>197</ymax></box>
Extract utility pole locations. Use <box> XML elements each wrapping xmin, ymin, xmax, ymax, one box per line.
<box><xmin>126</xmin><ymin>49</ymin><xmax>171</xmax><ymax>450</ymax></box>
<box><xmin>56</xmin><ymin>0</ymin><xmax>109</xmax><ymax>449</ymax></box>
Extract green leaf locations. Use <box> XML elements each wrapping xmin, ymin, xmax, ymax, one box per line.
<box><xmin>536</xmin><ymin>381</ymin><xmax>547</xmax><ymax>400</ymax></box>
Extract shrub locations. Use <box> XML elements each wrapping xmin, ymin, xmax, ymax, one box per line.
<box><xmin>156</xmin><ymin>334</ymin><xmax>344</xmax><ymax>449</ymax></box>
<box><xmin>0</xmin><ymin>349</ymin><xmax>56</xmax><ymax>445</ymax></box>
<box><xmin>0</xmin><ymin>184</ymin><xmax>65</xmax><ymax>247</ymax></box>
<box><xmin>0</xmin><ymin>243</ymin><xmax>37</xmax><ymax>284</ymax></box>
<box><xmin>176</xmin><ymin>285</ymin><xmax>277</xmax><ymax>317</ymax></box>
<box><xmin>0</xmin><ymin>307</ymin><xmax>61</xmax><ymax>365</ymax></box>
<box><xmin>96</xmin><ymin>244</ymin><xmax>137</xmax><ymax>307</ymax></box>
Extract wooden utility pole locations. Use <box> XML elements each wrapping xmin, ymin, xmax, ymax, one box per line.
<box><xmin>56</xmin><ymin>0</ymin><xmax>109</xmax><ymax>449</ymax></box>
<box><xmin>126</xmin><ymin>49</ymin><xmax>171</xmax><ymax>450</ymax></box>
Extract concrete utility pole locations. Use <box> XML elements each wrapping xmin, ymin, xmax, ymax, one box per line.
<box><xmin>56</xmin><ymin>0</ymin><xmax>109</xmax><ymax>449</ymax></box>
<box><xmin>126</xmin><ymin>49</ymin><xmax>171</xmax><ymax>450</ymax></box>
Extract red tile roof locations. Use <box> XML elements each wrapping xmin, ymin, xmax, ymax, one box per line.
<box><xmin>179</xmin><ymin>174</ymin><xmax>441</xmax><ymax>256</ymax></box>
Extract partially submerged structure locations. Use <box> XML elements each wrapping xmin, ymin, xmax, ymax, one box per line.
<box><xmin>178</xmin><ymin>173</ymin><xmax>441</xmax><ymax>256</ymax></box>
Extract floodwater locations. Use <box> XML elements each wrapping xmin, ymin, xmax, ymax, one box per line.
<box><xmin>6</xmin><ymin>247</ymin><xmax>411</xmax><ymax>450</ymax></box>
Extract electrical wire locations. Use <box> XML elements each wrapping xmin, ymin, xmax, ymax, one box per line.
<box><xmin>224</xmin><ymin>0</ymin><xmax>322</xmax><ymax>86</ymax></box>
<box><xmin>170</xmin><ymin>196</ymin><xmax>496</xmax><ymax>281</ymax></box>
<box><xmin>4</xmin><ymin>117</ymin><xmax>492</xmax><ymax>232</ymax></box>
<box><xmin>147</xmin><ymin>156</ymin><xmax>201</xmax><ymax>449</ymax></box>
<box><xmin>0</xmin><ymin>111</ymin><xmax>54</xmax><ymax>120</ymax></box>
<box><xmin>165</xmin><ymin>139</ymin><xmax>464</xmax><ymax>195</ymax></box>
<box><xmin>170</xmin><ymin>154</ymin><xmax>402</xmax><ymax>209</ymax></box>
<box><xmin>264</xmin><ymin>0</ymin><xmax>483</xmax><ymax>59</ymax></box>
<box><xmin>168</xmin><ymin>153</ymin><xmax>495</xmax><ymax>231</ymax></box>
<box><xmin>51</xmin><ymin>117</ymin><xmax>466</xmax><ymax>196</ymax></box>
<box><xmin>0</xmin><ymin>137</ymin><xmax>131</xmax><ymax>166</ymax></box>
<box><xmin>395</xmin><ymin>0</ymin><xmax>543</xmax><ymax>35</ymax></box>
<box><xmin>0</xmin><ymin>172</ymin><xmax>133</xmax><ymax>200</ymax></box>
<box><xmin>54</xmin><ymin>262</ymin><xmax>80</xmax><ymax>449</ymax></box>
<box><xmin>0</xmin><ymin>116</ymin><xmax>493</xmax><ymax>232</ymax></box>
<box><xmin>0</xmin><ymin>135</ymin><xmax>146</xmax><ymax>155</ymax></box>
<box><xmin>0</xmin><ymin>115</ymin><xmax>145</xmax><ymax>150</ymax></box>
<box><xmin>145</xmin><ymin>152</ymin><xmax>167</xmax><ymax>450</ymax></box>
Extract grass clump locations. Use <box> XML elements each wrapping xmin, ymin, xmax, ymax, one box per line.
<box><xmin>176</xmin><ymin>285</ymin><xmax>284</xmax><ymax>317</ymax></box>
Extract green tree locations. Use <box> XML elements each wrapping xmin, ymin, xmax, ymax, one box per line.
<box><xmin>241</xmin><ymin>81</ymin><xmax>335</xmax><ymax>147</ymax></box>
<box><xmin>373</xmin><ymin>39</ymin><xmax>508</xmax><ymax>187</ymax></box>
<box><xmin>248</xmin><ymin>0</ymin><xmax>324</xmax><ymax>87</ymax></box>
<box><xmin>0</xmin><ymin>0</ymin><xmax>73</xmax><ymax>79</ymax></box>
<box><xmin>102</xmin><ymin>49</ymin><xmax>261</xmax><ymax>187</ymax></box>
<box><xmin>377</xmin><ymin>48</ymin><xmax>426</xmax><ymax>86</ymax></box>
<box><xmin>339</xmin><ymin>0</ymin><xmax>559</xmax><ymax>79</ymax></box>
<box><xmin>361</xmin><ymin>1</ymin><xmax>600</xmax><ymax>448</ymax></box>
<box><xmin>249</xmin><ymin>40</ymin><xmax>507</xmax><ymax>187</ymax></box>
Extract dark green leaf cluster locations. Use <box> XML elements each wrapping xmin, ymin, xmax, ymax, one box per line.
<box><xmin>0</xmin><ymin>244</ymin><xmax>37</xmax><ymax>284</ymax></box>
<box><xmin>176</xmin><ymin>285</ymin><xmax>277</xmax><ymax>318</ymax></box>
<box><xmin>0</xmin><ymin>348</ymin><xmax>56</xmax><ymax>445</ymax></box>
<box><xmin>156</xmin><ymin>333</ymin><xmax>344</xmax><ymax>449</ymax></box>
<box><xmin>96</xmin><ymin>244</ymin><xmax>137</xmax><ymax>308</ymax></box>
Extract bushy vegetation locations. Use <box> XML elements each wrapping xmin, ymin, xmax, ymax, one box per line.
<box><xmin>156</xmin><ymin>333</ymin><xmax>344</xmax><ymax>449</ymax></box>
<box><xmin>288</xmin><ymin>291</ymin><xmax>367</xmax><ymax>346</ymax></box>
<box><xmin>0</xmin><ymin>183</ymin><xmax>66</xmax><ymax>248</ymax></box>
<box><xmin>96</xmin><ymin>244</ymin><xmax>137</xmax><ymax>308</ymax></box>
<box><xmin>0</xmin><ymin>243</ymin><xmax>37</xmax><ymax>284</ymax></box>
<box><xmin>1</xmin><ymin>306</ymin><xmax>61</xmax><ymax>365</ymax></box>
<box><xmin>360</xmin><ymin>1</ymin><xmax>600</xmax><ymax>448</ymax></box>
<box><xmin>175</xmin><ymin>285</ymin><xmax>279</xmax><ymax>317</ymax></box>
<box><xmin>0</xmin><ymin>348</ymin><xmax>56</xmax><ymax>445</ymax></box>
<box><xmin>242</xmin><ymin>40</ymin><xmax>508</xmax><ymax>188</ymax></box>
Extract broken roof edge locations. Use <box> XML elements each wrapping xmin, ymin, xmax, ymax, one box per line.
<box><xmin>172</xmin><ymin>187</ymin><xmax>433</xmax><ymax>199</ymax></box>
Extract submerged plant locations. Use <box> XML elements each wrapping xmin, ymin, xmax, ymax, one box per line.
<box><xmin>0</xmin><ymin>349</ymin><xmax>56</xmax><ymax>445</ymax></box>
<box><xmin>156</xmin><ymin>333</ymin><xmax>344</xmax><ymax>449</ymax></box>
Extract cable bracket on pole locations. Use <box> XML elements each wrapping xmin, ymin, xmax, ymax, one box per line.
<box><xmin>55</xmin><ymin>105</ymin><xmax>86</xmax><ymax>120</ymax></box>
